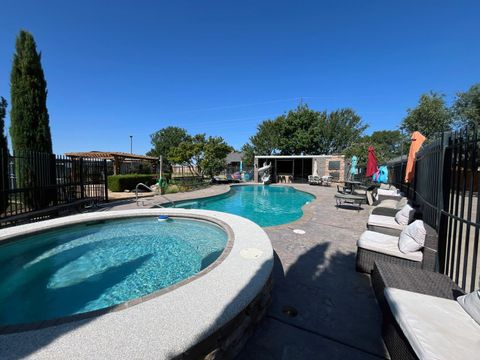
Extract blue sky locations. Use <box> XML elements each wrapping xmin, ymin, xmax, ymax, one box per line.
<box><xmin>0</xmin><ymin>0</ymin><xmax>479</xmax><ymax>155</ymax></box>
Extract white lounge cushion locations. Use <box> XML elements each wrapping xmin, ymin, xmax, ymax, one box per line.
<box><xmin>357</xmin><ymin>230</ymin><xmax>422</xmax><ymax>262</ymax></box>
<box><xmin>399</xmin><ymin>220</ymin><xmax>426</xmax><ymax>253</ymax></box>
<box><xmin>457</xmin><ymin>290</ymin><xmax>480</xmax><ymax>326</ymax></box>
<box><xmin>395</xmin><ymin>204</ymin><xmax>415</xmax><ymax>225</ymax></box>
<box><xmin>368</xmin><ymin>214</ymin><xmax>405</xmax><ymax>231</ymax></box>
<box><xmin>385</xmin><ymin>288</ymin><xmax>480</xmax><ymax>360</ymax></box>
<box><xmin>379</xmin><ymin>183</ymin><xmax>391</xmax><ymax>190</ymax></box>
<box><xmin>375</xmin><ymin>199</ymin><xmax>399</xmax><ymax>209</ymax></box>
<box><xmin>377</xmin><ymin>188</ymin><xmax>401</xmax><ymax>196</ymax></box>
<box><xmin>395</xmin><ymin>197</ymin><xmax>409</xmax><ymax>210</ymax></box>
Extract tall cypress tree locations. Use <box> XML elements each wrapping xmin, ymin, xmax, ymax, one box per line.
<box><xmin>0</xmin><ymin>97</ymin><xmax>9</xmax><ymax>213</ymax></box>
<box><xmin>9</xmin><ymin>30</ymin><xmax>54</xmax><ymax>208</ymax></box>
<box><xmin>10</xmin><ymin>30</ymin><xmax>52</xmax><ymax>154</ymax></box>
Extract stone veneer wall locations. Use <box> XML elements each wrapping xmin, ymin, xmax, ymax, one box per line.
<box><xmin>175</xmin><ymin>275</ymin><xmax>273</xmax><ymax>359</ymax></box>
<box><xmin>313</xmin><ymin>155</ymin><xmax>345</xmax><ymax>182</ymax></box>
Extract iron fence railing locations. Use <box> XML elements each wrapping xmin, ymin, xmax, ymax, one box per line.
<box><xmin>387</xmin><ymin>127</ymin><xmax>479</xmax><ymax>292</ymax></box>
<box><xmin>0</xmin><ymin>150</ymin><xmax>108</xmax><ymax>226</ymax></box>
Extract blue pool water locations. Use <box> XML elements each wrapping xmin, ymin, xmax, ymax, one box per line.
<box><xmin>0</xmin><ymin>217</ymin><xmax>227</xmax><ymax>325</ymax></box>
<box><xmin>171</xmin><ymin>185</ymin><xmax>315</xmax><ymax>227</ymax></box>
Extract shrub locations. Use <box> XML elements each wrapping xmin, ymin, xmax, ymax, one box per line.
<box><xmin>164</xmin><ymin>184</ymin><xmax>179</xmax><ymax>194</ymax></box>
<box><xmin>107</xmin><ymin>174</ymin><xmax>156</xmax><ymax>192</ymax></box>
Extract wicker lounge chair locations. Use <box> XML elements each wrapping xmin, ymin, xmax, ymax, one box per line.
<box><xmin>370</xmin><ymin>198</ymin><xmax>410</xmax><ymax>217</ymax></box>
<box><xmin>355</xmin><ymin>222</ymin><xmax>438</xmax><ymax>273</ymax></box>
<box><xmin>367</xmin><ymin>214</ymin><xmax>409</xmax><ymax>236</ymax></box>
<box><xmin>376</xmin><ymin>188</ymin><xmax>404</xmax><ymax>202</ymax></box>
<box><xmin>370</xmin><ymin>262</ymin><xmax>478</xmax><ymax>360</ymax></box>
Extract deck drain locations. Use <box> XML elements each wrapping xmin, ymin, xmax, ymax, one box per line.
<box><xmin>282</xmin><ymin>305</ymin><xmax>298</xmax><ymax>318</ymax></box>
<box><xmin>293</xmin><ymin>229</ymin><xmax>306</xmax><ymax>235</ymax></box>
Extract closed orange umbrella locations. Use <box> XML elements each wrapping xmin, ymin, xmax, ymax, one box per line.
<box><xmin>405</xmin><ymin>131</ymin><xmax>426</xmax><ymax>183</ymax></box>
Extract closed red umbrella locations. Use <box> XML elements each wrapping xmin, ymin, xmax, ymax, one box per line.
<box><xmin>366</xmin><ymin>146</ymin><xmax>378</xmax><ymax>177</ymax></box>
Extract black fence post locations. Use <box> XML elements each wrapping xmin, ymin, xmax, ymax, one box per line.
<box><xmin>79</xmin><ymin>158</ymin><xmax>85</xmax><ymax>199</ymax></box>
<box><xmin>438</xmin><ymin>132</ymin><xmax>452</xmax><ymax>273</ymax></box>
<box><xmin>104</xmin><ymin>159</ymin><xmax>108</xmax><ymax>202</ymax></box>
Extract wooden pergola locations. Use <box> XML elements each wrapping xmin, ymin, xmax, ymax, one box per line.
<box><xmin>65</xmin><ymin>151</ymin><xmax>158</xmax><ymax>175</ymax></box>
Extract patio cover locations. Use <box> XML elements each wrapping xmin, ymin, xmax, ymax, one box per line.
<box><xmin>65</xmin><ymin>151</ymin><xmax>158</xmax><ymax>175</ymax></box>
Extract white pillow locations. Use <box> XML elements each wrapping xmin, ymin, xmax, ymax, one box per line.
<box><xmin>395</xmin><ymin>197</ymin><xmax>409</xmax><ymax>210</ymax></box>
<box><xmin>457</xmin><ymin>290</ymin><xmax>480</xmax><ymax>326</ymax></box>
<box><xmin>379</xmin><ymin>183</ymin><xmax>390</xmax><ymax>190</ymax></box>
<box><xmin>395</xmin><ymin>204</ymin><xmax>415</xmax><ymax>225</ymax></box>
<box><xmin>398</xmin><ymin>220</ymin><xmax>426</xmax><ymax>253</ymax></box>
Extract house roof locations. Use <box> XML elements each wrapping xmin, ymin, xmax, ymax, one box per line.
<box><xmin>226</xmin><ymin>152</ymin><xmax>243</xmax><ymax>163</ymax></box>
<box><xmin>65</xmin><ymin>151</ymin><xmax>158</xmax><ymax>161</ymax></box>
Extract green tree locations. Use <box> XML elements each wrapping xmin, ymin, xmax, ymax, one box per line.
<box><xmin>250</xmin><ymin>118</ymin><xmax>284</xmax><ymax>155</ymax></box>
<box><xmin>10</xmin><ymin>30</ymin><xmax>52</xmax><ymax>154</ymax></box>
<box><xmin>401</xmin><ymin>92</ymin><xmax>453</xmax><ymax>139</ymax></box>
<box><xmin>147</xmin><ymin>126</ymin><xmax>189</xmax><ymax>173</ymax></box>
<box><xmin>241</xmin><ymin>143</ymin><xmax>255</xmax><ymax>167</ymax></box>
<box><xmin>0</xmin><ymin>97</ymin><xmax>9</xmax><ymax>213</ymax></box>
<box><xmin>247</xmin><ymin>105</ymin><xmax>367</xmax><ymax>157</ymax></box>
<box><xmin>278</xmin><ymin>104</ymin><xmax>323</xmax><ymax>154</ymax></box>
<box><xmin>168</xmin><ymin>134</ymin><xmax>232</xmax><ymax>178</ymax></box>
<box><xmin>344</xmin><ymin>130</ymin><xmax>404</xmax><ymax>165</ymax></box>
<box><xmin>315</xmin><ymin>108</ymin><xmax>367</xmax><ymax>155</ymax></box>
<box><xmin>453</xmin><ymin>83</ymin><xmax>480</xmax><ymax>127</ymax></box>
<box><xmin>168</xmin><ymin>134</ymin><xmax>206</xmax><ymax>177</ymax></box>
<box><xmin>201</xmin><ymin>136</ymin><xmax>233</xmax><ymax>178</ymax></box>
<box><xmin>9</xmin><ymin>30</ymin><xmax>54</xmax><ymax>208</ymax></box>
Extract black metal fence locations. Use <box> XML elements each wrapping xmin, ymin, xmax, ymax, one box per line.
<box><xmin>388</xmin><ymin>127</ymin><xmax>480</xmax><ymax>292</ymax></box>
<box><xmin>0</xmin><ymin>150</ymin><xmax>108</xmax><ymax>227</ymax></box>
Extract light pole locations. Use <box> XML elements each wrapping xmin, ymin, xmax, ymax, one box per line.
<box><xmin>129</xmin><ymin>135</ymin><xmax>133</xmax><ymax>154</ymax></box>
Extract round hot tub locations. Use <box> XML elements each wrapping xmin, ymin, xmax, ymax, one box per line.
<box><xmin>0</xmin><ymin>216</ymin><xmax>228</xmax><ymax>326</ymax></box>
<box><xmin>0</xmin><ymin>209</ymin><xmax>273</xmax><ymax>359</ymax></box>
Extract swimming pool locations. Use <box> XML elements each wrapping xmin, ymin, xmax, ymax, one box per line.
<box><xmin>0</xmin><ymin>217</ymin><xmax>227</xmax><ymax>326</ymax></box>
<box><xmin>170</xmin><ymin>185</ymin><xmax>315</xmax><ymax>227</ymax></box>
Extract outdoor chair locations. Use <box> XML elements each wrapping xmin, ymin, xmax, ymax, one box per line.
<box><xmin>356</xmin><ymin>221</ymin><xmax>438</xmax><ymax>273</ymax></box>
<box><xmin>375</xmin><ymin>187</ymin><xmax>405</xmax><ymax>202</ymax></box>
<box><xmin>370</xmin><ymin>262</ymin><xmax>479</xmax><ymax>360</ymax></box>
<box><xmin>336</xmin><ymin>184</ymin><xmax>350</xmax><ymax>194</ymax></box>
<box><xmin>367</xmin><ymin>204</ymin><xmax>417</xmax><ymax>237</ymax></box>
<box><xmin>320</xmin><ymin>175</ymin><xmax>332</xmax><ymax>186</ymax></box>
<box><xmin>370</xmin><ymin>197</ymin><xmax>410</xmax><ymax>217</ymax></box>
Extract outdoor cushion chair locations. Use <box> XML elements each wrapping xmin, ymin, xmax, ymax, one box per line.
<box><xmin>376</xmin><ymin>190</ymin><xmax>404</xmax><ymax>202</ymax></box>
<box><xmin>320</xmin><ymin>175</ymin><xmax>332</xmax><ymax>186</ymax></box>
<box><xmin>308</xmin><ymin>175</ymin><xmax>322</xmax><ymax>185</ymax></box>
<box><xmin>367</xmin><ymin>204</ymin><xmax>416</xmax><ymax>236</ymax></box>
<box><xmin>370</xmin><ymin>197</ymin><xmax>410</xmax><ymax>217</ymax></box>
<box><xmin>356</xmin><ymin>221</ymin><xmax>437</xmax><ymax>273</ymax></box>
<box><xmin>370</xmin><ymin>262</ymin><xmax>465</xmax><ymax>316</ymax></box>
<box><xmin>380</xmin><ymin>287</ymin><xmax>479</xmax><ymax>360</ymax></box>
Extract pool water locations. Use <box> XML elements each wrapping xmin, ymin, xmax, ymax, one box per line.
<box><xmin>0</xmin><ymin>217</ymin><xmax>227</xmax><ymax>325</ymax></box>
<box><xmin>170</xmin><ymin>185</ymin><xmax>315</xmax><ymax>227</ymax></box>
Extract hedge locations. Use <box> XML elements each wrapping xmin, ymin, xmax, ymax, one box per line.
<box><xmin>107</xmin><ymin>174</ymin><xmax>156</xmax><ymax>192</ymax></box>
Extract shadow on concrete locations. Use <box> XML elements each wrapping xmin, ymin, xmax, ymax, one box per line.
<box><xmin>238</xmin><ymin>242</ymin><xmax>389</xmax><ymax>360</ymax></box>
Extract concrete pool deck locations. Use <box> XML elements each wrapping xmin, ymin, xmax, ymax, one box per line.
<box><xmin>107</xmin><ymin>183</ymin><xmax>388</xmax><ymax>359</ymax></box>
<box><xmin>0</xmin><ymin>209</ymin><xmax>273</xmax><ymax>359</ymax></box>
<box><xmin>0</xmin><ymin>183</ymin><xmax>388</xmax><ymax>359</ymax></box>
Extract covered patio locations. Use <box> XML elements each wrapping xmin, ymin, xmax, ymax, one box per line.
<box><xmin>65</xmin><ymin>151</ymin><xmax>158</xmax><ymax>175</ymax></box>
<box><xmin>254</xmin><ymin>155</ymin><xmax>345</xmax><ymax>183</ymax></box>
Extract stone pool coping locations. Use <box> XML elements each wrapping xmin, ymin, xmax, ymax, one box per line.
<box><xmin>0</xmin><ymin>209</ymin><xmax>274</xmax><ymax>359</ymax></box>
